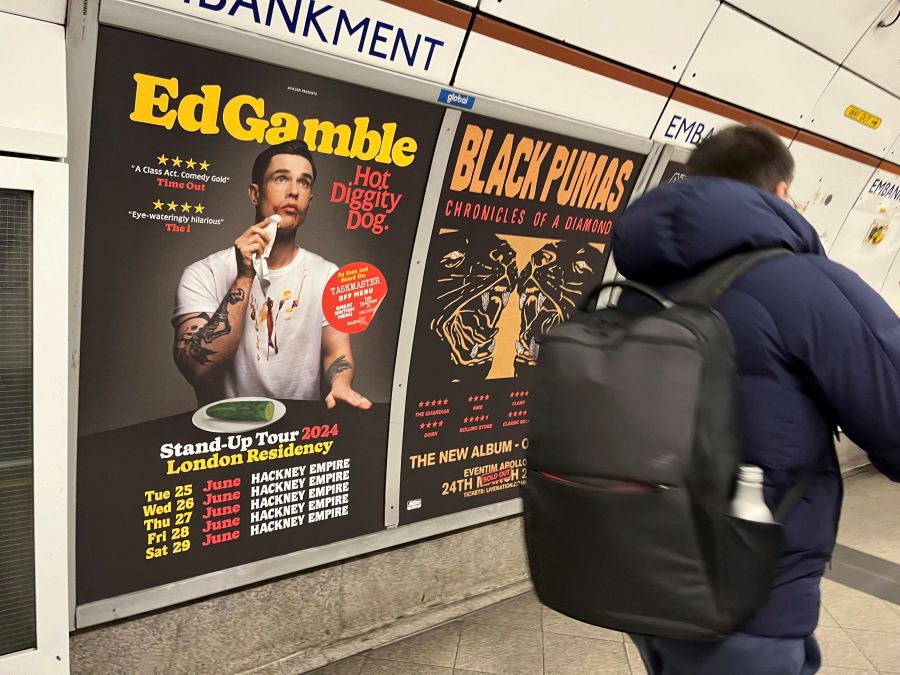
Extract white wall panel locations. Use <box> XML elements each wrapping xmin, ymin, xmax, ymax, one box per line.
<box><xmin>727</xmin><ymin>0</ymin><xmax>891</xmax><ymax>62</ymax></box>
<box><xmin>683</xmin><ymin>6</ymin><xmax>837</xmax><ymax>125</ymax></box>
<box><xmin>787</xmin><ymin>137</ymin><xmax>877</xmax><ymax>252</ymax></box>
<box><xmin>652</xmin><ymin>90</ymin><xmax>795</xmax><ymax>150</ymax></box>
<box><xmin>806</xmin><ymin>68</ymin><xmax>900</xmax><ymax>158</ymax></box>
<box><xmin>479</xmin><ymin>0</ymin><xmax>718</xmax><ymax>82</ymax></box>
<box><xmin>829</xmin><ymin>169</ymin><xmax>900</xmax><ymax>291</ymax></box>
<box><xmin>0</xmin><ymin>12</ymin><xmax>66</xmax><ymax>156</ymax></box>
<box><xmin>0</xmin><ymin>0</ymin><xmax>67</xmax><ymax>24</ymax></box>
<box><xmin>888</xmin><ymin>135</ymin><xmax>900</xmax><ymax>163</ymax></box>
<box><xmin>845</xmin><ymin>3</ymin><xmax>900</xmax><ymax>99</ymax></box>
<box><xmin>879</xmin><ymin>247</ymin><xmax>900</xmax><ymax>312</ymax></box>
<box><xmin>128</xmin><ymin>0</ymin><xmax>470</xmax><ymax>84</ymax></box>
<box><xmin>455</xmin><ymin>31</ymin><xmax>670</xmax><ymax>138</ymax></box>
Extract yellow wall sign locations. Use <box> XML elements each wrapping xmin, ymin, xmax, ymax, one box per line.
<box><xmin>844</xmin><ymin>105</ymin><xmax>882</xmax><ymax>129</ymax></box>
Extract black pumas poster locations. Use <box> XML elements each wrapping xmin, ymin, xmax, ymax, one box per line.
<box><xmin>76</xmin><ymin>26</ymin><xmax>443</xmax><ymax>603</ymax></box>
<box><xmin>399</xmin><ymin>113</ymin><xmax>645</xmax><ymax>523</ymax></box>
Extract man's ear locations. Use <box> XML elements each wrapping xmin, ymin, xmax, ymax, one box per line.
<box><xmin>773</xmin><ymin>180</ymin><xmax>789</xmax><ymax>200</ymax></box>
<box><xmin>248</xmin><ymin>184</ymin><xmax>260</xmax><ymax>205</ymax></box>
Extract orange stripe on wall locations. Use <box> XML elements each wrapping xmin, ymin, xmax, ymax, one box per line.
<box><xmin>471</xmin><ymin>16</ymin><xmax>674</xmax><ymax>98</ymax></box>
<box><xmin>380</xmin><ymin>0</ymin><xmax>472</xmax><ymax>29</ymax></box>
<box><xmin>671</xmin><ymin>88</ymin><xmax>797</xmax><ymax>139</ymax></box>
<box><xmin>794</xmin><ymin>131</ymin><xmax>880</xmax><ymax>168</ymax></box>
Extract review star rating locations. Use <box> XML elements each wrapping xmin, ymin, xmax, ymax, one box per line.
<box><xmin>154</xmin><ymin>153</ymin><xmax>213</xmax><ymax>172</ymax></box>
<box><xmin>152</xmin><ymin>199</ymin><xmax>206</xmax><ymax>213</ymax></box>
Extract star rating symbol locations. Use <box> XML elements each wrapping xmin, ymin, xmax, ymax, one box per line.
<box><xmin>186</xmin><ymin>158</ymin><xmax>196</xmax><ymax>169</ymax></box>
<box><xmin>468</xmin><ymin>395</ymin><xmax>489</xmax><ymax>403</ymax></box>
<box><xmin>463</xmin><ymin>415</ymin><xmax>489</xmax><ymax>423</ymax></box>
<box><xmin>152</xmin><ymin>199</ymin><xmax>163</xmax><ymax>210</ymax></box>
<box><xmin>194</xmin><ymin>203</ymin><xmax>205</xmax><ymax>214</ymax></box>
<box><xmin>167</xmin><ymin>201</ymin><xmax>178</xmax><ymax>211</ymax></box>
<box><xmin>181</xmin><ymin>202</ymin><xmax>192</xmax><ymax>212</ymax></box>
<box><xmin>510</xmin><ymin>390</ymin><xmax>530</xmax><ymax>398</ymax></box>
<box><xmin>199</xmin><ymin>160</ymin><xmax>210</xmax><ymax>171</ymax></box>
<box><xmin>422</xmin><ymin>399</ymin><xmax>447</xmax><ymax>407</ymax></box>
<box><xmin>507</xmin><ymin>410</ymin><xmax>528</xmax><ymax>418</ymax></box>
<box><xmin>157</xmin><ymin>153</ymin><xmax>168</xmax><ymax>165</ymax></box>
<box><xmin>172</xmin><ymin>156</ymin><xmax>183</xmax><ymax>167</ymax></box>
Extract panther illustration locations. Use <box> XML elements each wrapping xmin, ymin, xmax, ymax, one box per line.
<box><xmin>514</xmin><ymin>241</ymin><xmax>604</xmax><ymax>377</ymax></box>
<box><xmin>429</xmin><ymin>230</ymin><xmax>518</xmax><ymax>380</ymax></box>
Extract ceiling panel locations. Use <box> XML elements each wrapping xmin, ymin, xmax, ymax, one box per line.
<box><xmin>0</xmin><ymin>0</ymin><xmax>66</xmax><ymax>24</ymax></box>
<box><xmin>682</xmin><ymin>6</ymin><xmax>837</xmax><ymax>125</ymax></box>
<box><xmin>845</xmin><ymin>3</ymin><xmax>900</xmax><ymax>99</ymax></box>
<box><xmin>805</xmin><ymin>68</ymin><xmax>900</xmax><ymax>158</ymax></box>
<box><xmin>727</xmin><ymin>0</ymin><xmax>891</xmax><ymax>62</ymax></box>
<box><xmin>455</xmin><ymin>35</ymin><xmax>668</xmax><ymax>139</ymax></box>
<box><xmin>479</xmin><ymin>0</ymin><xmax>718</xmax><ymax>81</ymax></box>
<box><xmin>0</xmin><ymin>11</ymin><xmax>66</xmax><ymax>156</ymax></box>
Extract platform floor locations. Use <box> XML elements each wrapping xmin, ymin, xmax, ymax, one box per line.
<box><xmin>312</xmin><ymin>471</ymin><xmax>900</xmax><ymax>674</ymax></box>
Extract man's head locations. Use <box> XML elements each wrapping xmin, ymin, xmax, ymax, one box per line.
<box><xmin>249</xmin><ymin>141</ymin><xmax>318</xmax><ymax>231</ymax></box>
<box><xmin>686</xmin><ymin>124</ymin><xmax>794</xmax><ymax>200</ymax></box>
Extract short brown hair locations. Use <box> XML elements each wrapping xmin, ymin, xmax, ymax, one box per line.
<box><xmin>686</xmin><ymin>124</ymin><xmax>794</xmax><ymax>192</ymax></box>
<box><xmin>252</xmin><ymin>140</ymin><xmax>317</xmax><ymax>186</ymax></box>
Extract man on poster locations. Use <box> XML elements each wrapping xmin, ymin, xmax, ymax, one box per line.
<box><xmin>172</xmin><ymin>141</ymin><xmax>372</xmax><ymax>410</ymax></box>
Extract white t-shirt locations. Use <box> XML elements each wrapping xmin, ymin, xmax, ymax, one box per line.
<box><xmin>174</xmin><ymin>247</ymin><xmax>338</xmax><ymax>403</ymax></box>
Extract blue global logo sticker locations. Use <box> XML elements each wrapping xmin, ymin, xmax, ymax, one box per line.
<box><xmin>439</xmin><ymin>89</ymin><xmax>475</xmax><ymax>109</ymax></box>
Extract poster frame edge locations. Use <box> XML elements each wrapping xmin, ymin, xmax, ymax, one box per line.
<box><xmin>65</xmin><ymin>0</ymin><xmax>101</xmax><ymax>632</ymax></box>
<box><xmin>74</xmin><ymin>0</ymin><xmax>656</xmax><ymax>627</ymax></box>
<box><xmin>384</xmin><ymin>108</ymin><xmax>462</xmax><ymax>528</ymax></box>
<box><xmin>98</xmin><ymin>0</ymin><xmax>654</xmax><ymax>157</ymax></box>
<box><xmin>75</xmin><ymin>497</ymin><xmax>522</xmax><ymax>628</ymax></box>
<box><xmin>0</xmin><ymin>157</ymin><xmax>71</xmax><ymax>671</ymax></box>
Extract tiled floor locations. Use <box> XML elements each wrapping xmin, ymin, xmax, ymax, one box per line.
<box><xmin>837</xmin><ymin>471</ymin><xmax>900</xmax><ymax>566</ymax></box>
<box><xmin>311</xmin><ymin>584</ymin><xmax>900</xmax><ymax>674</ymax></box>
<box><xmin>312</xmin><ymin>472</ymin><xmax>900</xmax><ymax>674</ymax></box>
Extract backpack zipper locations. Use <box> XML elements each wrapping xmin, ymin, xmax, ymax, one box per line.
<box><xmin>538</xmin><ymin>471</ymin><xmax>672</xmax><ymax>494</ymax></box>
<box><xmin>543</xmin><ymin>334</ymin><xmax>700</xmax><ymax>351</ymax></box>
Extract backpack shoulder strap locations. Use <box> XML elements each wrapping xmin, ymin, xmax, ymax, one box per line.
<box><xmin>673</xmin><ymin>248</ymin><xmax>792</xmax><ymax>306</ymax></box>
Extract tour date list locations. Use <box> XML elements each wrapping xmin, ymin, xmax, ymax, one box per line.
<box><xmin>76</xmin><ymin>403</ymin><xmax>387</xmax><ymax>604</ymax></box>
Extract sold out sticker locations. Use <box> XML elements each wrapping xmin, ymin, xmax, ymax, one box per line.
<box><xmin>323</xmin><ymin>262</ymin><xmax>388</xmax><ymax>334</ymax></box>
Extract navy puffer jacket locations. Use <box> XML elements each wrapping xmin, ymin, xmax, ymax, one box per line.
<box><xmin>613</xmin><ymin>177</ymin><xmax>900</xmax><ymax>638</ymax></box>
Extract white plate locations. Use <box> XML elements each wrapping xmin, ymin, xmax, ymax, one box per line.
<box><xmin>191</xmin><ymin>397</ymin><xmax>286</xmax><ymax>433</ymax></box>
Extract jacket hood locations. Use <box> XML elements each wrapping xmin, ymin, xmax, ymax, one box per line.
<box><xmin>612</xmin><ymin>177</ymin><xmax>825</xmax><ymax>284</ymax></box>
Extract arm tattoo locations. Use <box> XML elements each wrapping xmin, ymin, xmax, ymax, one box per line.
<box><xmin>325</xmin><ymin>355</ymin><xmax>353</xmax><ymax>385</ymax></box>
<box><xmin>175</xmin><ymin>289</ymin><xmax>245</xmax><ymax>367</ymax></box>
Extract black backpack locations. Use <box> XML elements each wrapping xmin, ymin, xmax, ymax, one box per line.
<box><xmin>523</xmin><ymin>249</ymin><xmax>806</xmax><ymax>641</ymax></box>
